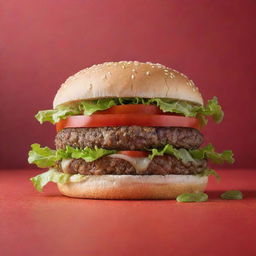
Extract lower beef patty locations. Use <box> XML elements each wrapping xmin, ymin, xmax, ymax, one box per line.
<box><xmin>55</xmin><ymin>126</ymin><xmax>203</xmax><ymax>150</ymax></box>
<box><xmin>58</xmin><ymin>155</ymin><xmax>207</xmax><ymax>175</ymax></box>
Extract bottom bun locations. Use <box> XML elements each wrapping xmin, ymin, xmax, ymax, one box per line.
<box><xmin>57</xmin><ymin>174</ymin><xmax>208</xmax><ymax>199</ymax></box>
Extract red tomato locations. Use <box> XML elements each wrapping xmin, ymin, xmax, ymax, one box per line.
<box><xmin>56</xmin><ymin>114</ymin><xmax>200</xmax><ymax>131</ymax></box>
<box><xmin>118</xmin><ymin>151</ymin><xmax>149</xmax><ymax>157</ymax></box>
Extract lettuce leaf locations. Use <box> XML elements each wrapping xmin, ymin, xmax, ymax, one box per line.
<box><xmin>220</xmin><ymin>190</ymin><xmax>243</xmax><ymax>200</ymax></box>
<box><xmin>198</xmin><ymin>97</ymin><xmax>224</xmax><ymax>123</ymax></box>
<box><xmin>149</xmin><ymin>97</ymin><xmax>223</xmax><ymax>125</ymax></box>
<box><xmin>176</xmin><ymin>192</ymin><xmax>208</xmax><ymax>202</ymax></box>
<box><xmin>148</xmin><ymin>144</ymin><xmax>195</xmax><ymax>162</ymax></box>
<box><xmin>197</xmin><ymin>168</ymin><xmax>221</xmax><ymax>180</ymax></box>
<box><xmin>117</xmin><ymin>97</ymin><xmax>148</xmax><ymax>105</ymax></box>
<box><xmin>190</xmin><ymin>144</ymin><xmax>234</xmax><ymax>164</ymax></box>
<box><xmin>79</xmin><ymin>98</ymin><xmax>117</xmax><ymax>115</ymax></box>
<box><xmin>28</xmin><ymin>144</ymin><xmax>116</xmax><ymax>168</ymax></box>
<box><xmin>59</xmin><ymin>145</ymin><xmax>116</xmax><ymax>162</ymax></box>
<box><xmin>149</xmin><ymin>98</ymin><xmax>197</xmax><ymax>116</ymax></box>
<box><xmin>28</xmin><ymin>144</ymin><xmax>58</xmax><ymax>168</ymax></box>
<box><xmin>30</xmin><ymin>168</ymin><xmax>86</xmax><ymax>192</ymax></box>
<box><xmin>35</xmin><ymin>104</ymin><xmax>80</xmax><ymax>124</ymax></box>
<box><xmin>148</xmin><ymin>144</ymin><xmax>234</xmax><ymax>164</ymax></box>
<box><xmin>35</xmin><ymin>97</ymin><xmax>223</xmax><ymax>125</ymax></box>
<box><xmin>35</xmin><ymin>110</ymin><xmax>58</xmax><ymax>124</ymax></box>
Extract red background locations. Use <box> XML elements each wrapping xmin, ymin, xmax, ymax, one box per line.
<box><xmin>1</xmin><ymin>0</ymin><xmax>255</xmax><ymax>169</ymax></box>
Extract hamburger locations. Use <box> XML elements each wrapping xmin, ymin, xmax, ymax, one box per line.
<box><xmin>28</xmin><ymin>61</ymin><xmax>234</xmax><ymax>199</ymax></box>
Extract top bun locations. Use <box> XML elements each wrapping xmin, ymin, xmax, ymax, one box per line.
<box><xmin>53</xmin><ymin>61</ymin><xmax>203</xmax><ymax>108</ymax></box>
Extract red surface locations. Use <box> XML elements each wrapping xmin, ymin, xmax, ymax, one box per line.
<box><xmin>1</xmin><ymin>169</ymin><xmax>256</xmax><ymax>256</ymax></box>
<box><xmin>1</xmin><ymin>0</ymin><xmax>256</xmax><ymax>169</ymax></box>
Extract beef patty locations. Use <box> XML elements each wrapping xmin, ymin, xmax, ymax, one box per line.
<box><xmin>58</xmin><ymin>155</ymin><xmax>207</xmax><ymax>176</ymax></box>
<box><xmin>55</xmin><ymin>126</ymin><xmax>203</xmax><ymax>151</ymax></box>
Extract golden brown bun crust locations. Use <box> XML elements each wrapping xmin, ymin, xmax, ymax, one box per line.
<box><xmin>53</xmin><ymin>61</ymin><xmax>203</xmax><ymax>108</ymax></box>
<box><xmin>57</xmin><ymin>175</ymin><xmax>208</xmax><ymax>200</ymax></box>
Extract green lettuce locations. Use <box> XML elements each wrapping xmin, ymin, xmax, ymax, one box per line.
<box><xmin>59</xmin><ymin>146</ymin><xmax>116</xmax><ymax>162</ymax></box>
<box><xmin>149</xmin><ymin>98</ymin><xmax>197</xmax><ymax>116</ymax></box>
<box><xmin>30</xmin><ymin>168</ymin><xmax>86</xmax><ymax>192</ymax></box>
<box><xmin>176</xmin><ymin>192</ymin><xmax>208</xmax><ymax>202</ymax></box>
<box><xmin>79</xmin><ymin>98</ymin><xmax>117</xmax><ymax>115</ymax></box>
<box><xmin>35</xmin><ymin>104</ymin><xmax>80</xmax><ymax>124</ymax></box>
<box><xmin>148</xmin><ymin>144</ymin><xmax>234</xmax><ymax>164</ymax></box>
<box><xmin>148</xmin><ymin>144</ymin><xmax>195</xmax><ymax>162</ymax></box>
<box><xmin>149</xmin><ymin>97</ymin><xmax>223</xmax><ymax>125</ymax></box>
<box><xmin>190</xmin><ymin>144</ymin><xmax>234</xmax><ymax>164</ymax></box>
<box><xmin>197</xmin><ymin>168</ymin><xmax>221</xmax><ymax>180</ymax></box>
<box><xmin>220</xmin><ymin>190</ymin><xmax>243</xmax><ymax>200</ymax></box>
<box><xmin>35</xmin><ymin>97</ymin><xmax>223</xmax><ymax>125</ymax></box>
<box><xmin>29</xmin><ymin>143</ymin><xmax>234</xmax><ymax>169</ymax></box>
<box><xmin>28</xmin><ymin>143</ymin><xmax>116</xmax><ymax>168</ymax></box>
<box><xmin>197</xmin><ymin>97</ymin><xmax>224</xmax><ymax>124</ymax></box>
<box><xmin>28</xmin><ymin>144</ymin><xmax>57</xmax><ymax>168</ymax></box>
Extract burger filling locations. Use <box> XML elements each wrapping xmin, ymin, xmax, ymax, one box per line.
<box><xmin>28</xmin><ymin>96</ymin><xmax>234</xmax><ymax>192</ymax></box>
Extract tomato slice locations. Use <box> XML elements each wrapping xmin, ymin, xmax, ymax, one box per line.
<box><xmin>118</xmin><ymin>151</ymin><xmax>149</xmax><ymax>157</ymax></box>
<box><xmin>96</xmin><ymin>104</ymin><xmax>163</xmax><ymax>115</ymax></box>
<box><xmin>56</xmin><ymin>114</ymin><xmax>200</xmax><ymax>131</ymax></box>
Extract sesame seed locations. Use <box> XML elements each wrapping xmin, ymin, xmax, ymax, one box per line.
<box><xmin>131</xmin><ymin>69</ymin><xmax>136</xmax><ymax>72</ymax></box>
<box><xmin>146</xmin><ymin>71</ymin><xmax>150</xmax><ymax>75</ymax></box>
<box><xmin>180</xmin><ymin>73</ymin><xmax>188</xmax><ymax>78</ymax></box>
<box><xmin>108</xmin><ymin>71</ymin><xmax>111</xmax><ymax>75</ymax></box>
<box><xmin>121</xmin><ymin>65</ymin><xmax>125</xmax><ymax>69</ymax></box>
<box><xmin>131</xmin><ymin>74</ymin><xmax>135</xmax><ymax>79</ymax></box>
<box><xmin>192</xmin><ymin>88</ymin><xmax>196</xmax><ymax>92</ymax></box>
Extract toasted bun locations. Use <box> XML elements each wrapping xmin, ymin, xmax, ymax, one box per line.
<box><xmin>57</xmin><ymin>174</ymin><xmax>208</xmax><ymax>200</ymax></box>
<box><xmin>53</xmin><ymin>61</ymin><xmax>203</xmax><ymax>108</ymax></box>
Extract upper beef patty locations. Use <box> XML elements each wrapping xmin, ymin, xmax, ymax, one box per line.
<box><xmin>57</xmin><ymin>155</ymin><xmax>207</xmax><ymax>175</ymax></box>
<box><xmin>55</xmin><ymin>126</ymin><xmax>203</xmax><ymax>150</ymax></box>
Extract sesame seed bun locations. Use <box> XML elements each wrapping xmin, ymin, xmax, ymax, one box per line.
<box><xmin>57</xmin><ymin>174</ymin><xmax>208</xmax><ymax>200</ymax></box>
<box><xmin>53</xmin><ymin>61</ymin><xmax>203</xmax><ymax>108</ymax></box>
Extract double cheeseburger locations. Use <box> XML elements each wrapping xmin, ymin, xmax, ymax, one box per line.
<box><xmin>28</xmin><ymin>61</ymin><xmax>234</xmax><ymax>199</ymax></box>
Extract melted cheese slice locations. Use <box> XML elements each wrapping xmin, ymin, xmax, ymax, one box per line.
<box><xmin>61</xmin><ymin>155</ymin><xmax>152</xmax><ymax>174</ymax></box>
<box><xmin>61</xmin><ymin>159</ymin><xmax>73</xmax><ymax>172</ymax></box>
<box><xmin>109</xmin><ymin>154</ymin><xmax>151</xmax><ymax>174</ymax></box>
